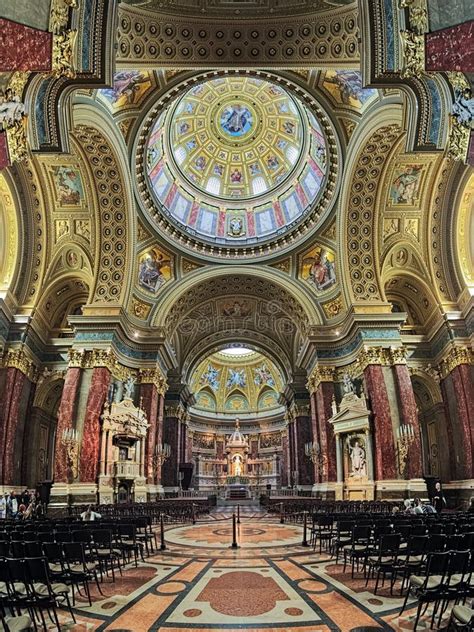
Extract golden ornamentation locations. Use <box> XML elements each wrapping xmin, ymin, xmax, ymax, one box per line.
<box><xmin>446</xmin><ymin>72</ymin><xmax>470</xmax><ymax>92</ymax></box>
<box><xmin>322</xmin><ymin>296</ymin><xmax>343</xmax><ymax>319</ymax></box>
<box><xmin>165</xmin><ymin>404</ymin><xmax>186</xmax><ymax>420</ymax></box>
<box><xmin>307</xmin><ymin>365</ymin><xmax>335</xmax><ymax>392</ymax></box>
<box><xmin>447</xmin><ymin>115</ymin><xmax>470</xmax><ymax>163</ymax></box>
<box><xmin>322</xmin><ymin>220</ymin><xmax>337</xmax><ymax>242</ymax></box>
<box><xmin>137</xmin><ymin>221</ymin><xmax>151</xmax><ymax>242</ymax></box>
<box><xmin>52</xmin><ymin>30</ymin><xmax>77</xmax><ymax>79</ymax></box>
<box><xmin>399</xmin><ymin>0</ymin><xmax>428</xmax><ymax>34</ymax></box>
<box><xmin>342</xmin><ymin>119</ymin><xmax>356</xmax><ymax>140</ymax></box>
<box><xmin>291</xmin><ymin>403</ymin><xmax>310</xmax><ymax>417</ymax></box>
<box><xmin>5</xmin><ymin>119</ymin><xmax>28</xmax><ymax>163</ymax></box>
<box><xmin>182</xmin><ymin>259</ymin><xmax>203</xmax><ymax>274</ymax></box>
<box><xmin>49</xmin><ymin>0</ymin><xmax>77</xmax><ymax>34</ymax></box>
<box><xmin>67</xmin><ymin>348</ymin><xmax>143</xmax><ymax>383</ymax></box>
<box><xmin>438</xmin><ymin>346</ymin><xmax>473</xmax><ymax>379</ymax></box>
<box><xmin>389</xmin><ymin>346</ymin><xmax>407</xmax><ymax>365</ymax></box>
<box><xmin>62</xmin><ymin>428</ymin><xmax>79</xmax><ymax>483</ymax></box>
<box><xmin>400</xmin><ymin>31</ymin><xmax>425</xmax><ymax>79</ymax></box>
<box><xmin>1</xmin><ymin>347</ymin><xmax>40</xmax><ymax>382</ymax></box>
<box><xmin>131</xmin><ymin>297</ymin><xmax>152</xmax><ymax>320</ymax></box>
<box><xmin>7</xmin><ymin>72</ymin><xmax>29</xmax><ymax>99</ymax></box>
<box><xmin>138</xmin><ymin>368</ymin><xmax>167</xmax><ymax>395</ymax></box>
<box><xmin>270</xmin><ymin>259</ymin><xmax>291</xmax><ymax>274</ymax></box>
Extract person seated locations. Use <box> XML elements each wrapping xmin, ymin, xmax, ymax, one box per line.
<box><xmin>80</xmin><ymin>504</ymin><xmax>102</xmax><ymax>521</ymax></box>
<box><xmin>413</xmin><ymin>498</ymin><xmax>424</xmax><ymax>514</ymax></box>
<box><xmin>467</xmin><ymin>498</ymin><xmax>474</xmax><ymax>514</ymax></box>
<box><xmin>16</xmin><ymin>504</ymin><xmax>26</xmax><ymax>520</ymax></box>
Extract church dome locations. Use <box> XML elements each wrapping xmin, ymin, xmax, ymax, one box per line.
<box><xmin>136</xmin><ymin>73</ymin><xmax>340</xmax><ymax>259</ymax></box>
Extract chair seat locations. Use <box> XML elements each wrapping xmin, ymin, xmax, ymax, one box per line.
<box><xmin>96</xmin><ymin>548</ymin><xmax>121</xmax><ymax>557</ymax></box>
<box><xmin>410</xmin><ymin>574</ymin><xmax>443</xmax><ymax>589</ymax></box>
<box><xmin>368</xmin><ymin>556</ymin><xmax>395</xmax><ymax>564</ymax></box>
<box><xmin>3</xmin><ymin>614</ymin><xmax>33</xmax><ymax>632</ymax></box>
<box><xmin>71</xmin><ymin>562</ymin><xmax>96</xmax><ymax>573</ymax></box>
<box><xmin>397</xmin><ymin>554</ymin><xmax>423</xmax><ymax>564</ymax></box>
<box><xmin>48</xmin><ymin>563</ymin><xmax>63</xmax><ymax>573</ymax></box>
<box><xmin>452</xmin><ymin>605</ymin><xmax>474</xmax><ymax>625</ymax></box>
<box><xmin>33</xmin><ymin>582</ymin><xmax>69</xmax><ymax>597</ymax></box>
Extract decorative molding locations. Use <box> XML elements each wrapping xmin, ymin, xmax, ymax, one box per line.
<box><xmin>52</xmin><ymin>30</ymin><xmax>77</xmax><ymax>79</ymax></box>
<box><xmin>322</xmin><ymin>295</ymin><xmax>344</xmax><ymax>319</ymax></box>
<box><xmin>1</xmin><ymin>347</ymin><xmax>40</xmax><ymax>382</ymax></box>
<box><xmin>400</xmin><ymin>30</ymin><xmax>425</xmax><ymax>79</ymax></box>
<box><xmin>68</xmin><ymin>348</ymin><xmax>136</xmax><ymax>383</ymax></box>
<box><xmin>438</xmin><ymin>346</ymin><xmax>474</xmax><ymax>379</ymax></box>
<box><xmin>117</xmin><ymin>4</ymin><xmax>359</xmax><ymax>68</ymax></box>
<box><xmin>49</xmin><ymin>0</ymin><xmax>77</xmax><ymax>34</ymax></box>
<box><xmin>447</xmin><ymin>115</ymin><xmax>470</xmax><ymax>163</ymax></box>
<box><xmin>138</xmin><ymin>367</ymin><xmax>167</xmax><ymax>394</ymax></box>
<box><xmin>307</xmin><ymin>365</ymin><xmax>335</xmax><ymax>392</ymax></box>
<box><xmin>399</xmin><ymin>0</ymin><xmax>428</xmax><ymax>34</ymax></box>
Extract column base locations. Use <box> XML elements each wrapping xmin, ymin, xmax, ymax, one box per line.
<box><xmin>311</xmin><ymin>481</ymin><xmax>338</xmax><ymax>500</ymax></box>
<box><xmin>146</xmin><ymin>483</ymin><xmax>165</xmax><ymax>500</ymax></box>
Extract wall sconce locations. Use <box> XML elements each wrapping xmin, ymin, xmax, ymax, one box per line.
<box><xmin>153</xmin><ymin>443</ymin><xmax>171</xmax><ymax>469</ymax></box>
<box><xmin>62</xmin><ymin>428</ymin><xmax>79</xmax><ymax>483</ymax></box>
<box><xmin>305</xmin><ymin>440</ymin><xmax>325</xmax><ymax>477</ymax></box>
<box><xmin>397</xmin><ymin>424</ymin><xmax>415</xmax><ymax>477</ymax></box>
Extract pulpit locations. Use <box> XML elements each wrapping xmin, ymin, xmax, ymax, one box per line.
<box><xmin>98</xmin><ymin>396</ymin><xmax>148</xmax><ymax>504</ymax></box>
<box><xmin>329</xmin><ymin>378</ymin><xmax>375</xmax><ymax>501</ymax></box>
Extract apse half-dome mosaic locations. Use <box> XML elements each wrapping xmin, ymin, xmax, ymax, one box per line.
<box><xmin>143</xmin><ymin>76</ymin><xmax>332</xmax><ymax>248</ymax></box>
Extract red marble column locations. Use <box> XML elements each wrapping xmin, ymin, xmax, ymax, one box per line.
<box><xmin>0</xmin><ymin>19</ymin><xmax>52</xmax><ymax>71</ymax></box>
<box><xmin>0</xmin><ymin>368</ymin><xmax>34</xmax><ymax>486</ymax></box>
<box><xmin>364</xmin><ymin>365</ymin><xmax>397</xmax><ymax>480</ymax></box>
<box><xmin>140</xmin><ymin>383</ymin><xmax>159</xmax><ymax>484</ymax></box>
<box><xmin>287</xmin><ymin>419</ymin><xmax>297</xmax><ymax>484</ymax></box>
<box><xmin>315</xmin><ymin>382</ymin><xmax>337</xmax><ymax>482</ymax></box>
<box><xmin>79</xmin><ymin>367</ymin><xmax>110</xmax><ymax>483</ymax></box>
<box><xmin>295</xmin><ymin>407</ymin><xmax>314</xmax><ymax>486</ymax></box>
<box><xmin>425</xmin><ymin>21</ymin><xmax>474</xmax><ymax>72</ymax></box>
<box><xmin>281</xmin><ymin>432</ymin><xmax>289</xmax><ymax>487</ymax></box>
<box><xmin>441</xmin><ymin>364</ymin><xmax>474</xmax><ymax>480</ymax></box>
<box><xmin>393</xmin><ymin>364</ymin><xmax>423</xmax><ymax>478</ymax></box>
<box><xmin>310</xmin><ymin>393</ymin><xmax>320</xmax><ymax>483</ymax></box>
<box><xmin>440</xmin><ymin>377</ymin><xmax>458</xmax><ymax>479</ymax></box>
<box><xmin>156</xmin><ymin>394</ymin><xmax>164</xmax><ymax>486</ymax></box>
<box><xmin>162</xmin><ymin>407</ymin><xmax>179</xmax><ymax>487</ymax></box>
<box><xmin>54</xmin><ymin>367</ymin><xmax>81</xmax><ymax>483</ymax></box>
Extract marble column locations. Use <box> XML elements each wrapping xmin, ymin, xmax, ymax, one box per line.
<box><xmin>162</xmin><ymin>406</ymin><xmax>180</xmax><ymax>487</ymax></box>
<box><xmin>155</xmin><ymin>394</ymin><xmax>164</xmax><ymax>486</ymax></box>
<box><xmin>54</xmin><ymin>367</ymin><xmax>81</xmax><ymax>483</ymax></box>
<box><xmin>294</xmin><ymin>405</ymin><xmax>313</xmax><ymax>486</ymax></box>
<box><xmin>287</xmin><ymin>418</ymin><xmax>297</xmax><ymax>484</ymax></box>
<box><xmin>79</xmin><ymin>367</ymin><xmax>111</xmax><ymax>483</ymax></box>
<box><xmin>315</xmin><ymin>381</ymin><xmax>337</xmax><ymax>482</ymax></box>
<box><xmin>139</xmin><ymin>383</ymin><xmax>159</xmax><ymax>484</ymax></box>
<box><xmin>364</xmin><ymin>364</ymin><xmax>397</xmax><ymax>480</ymax></box>
<box><xmin>335</xmin><ymin>434</ymin><xmax>343</xmax><ymax>483</ymax></box>
<box><xmin>441</xmin><ymin>363</ymin><xmax>474</xmax><ymax>480</ymax></box>
<box><xmin>281</xmin><ymin>431</ymin><xmax>289</xmax><ymax>487</ymax></box>
<box><xmin>425</xmin><ymin>21</ymin><xmax>474</xmax><ymax>72</ymax></box>
<box><xmin>0</xmin><ymin>367</ymin><xmax>35</xmax><ymax>486</ymax></box>
<box><xmin>393</xmin><ymin>364</ymin><xmax>423</xmax><ymax>479</ymax></box>
<box><xmin>310</xmin><ymin>393</ymin><xmax>320</xmax><ymax>483</ymax></box>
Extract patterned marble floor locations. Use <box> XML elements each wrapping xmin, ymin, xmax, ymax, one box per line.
<box><xmin>52</xmin><ymin>515</ymin><xmax>451</xmax><ymax>631</ymax></box>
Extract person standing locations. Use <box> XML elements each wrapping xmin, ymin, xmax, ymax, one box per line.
<box><xmin>431</xmin><ymin>481</ymin><xmax>446</xmax><ymax>513</ymax></box>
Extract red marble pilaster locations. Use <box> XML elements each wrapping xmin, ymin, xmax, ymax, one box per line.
<box><xmin>54</xmin><ymin>367</ymin><xmax>81</xmax><ymax>483</ymax></box>
<box><xmin>393</xmin><ymin>364</ymin><xmax>423</xmax><ymax>479</ymax></box>
<box><xmin>364</xmin><ymin>365</ymin><xmax>398</xmax><ymax>480</ymax></box>
<box><xmin>0</xmin><ymin>19</ymin><xmax>53</xmax><ymax>71</ymax></box>
<box><xmin>444</xmin><ymin>364</ymin><xmax>474</xmax><ymax>479</ymax></box>
<box><xmin>79</xmin><ymin>367</ymin><xmax>110</xmax><ymax>483</ymax></box>
<box><xmin>281</xmin><ymin>433</ymin><xmax>289</xmax><ymax>487</ymax></box>
<box><xmin>315</xmin><ymin>382</ymin><xmax>337</xmax><ymax>482</ymax></box>
<box><xmin>139</xmin><ymin>383</ymin><xmax>159</xmax><ymax>484</ymax></box>
<box><xmin>440</xmin><ymin>376</ymin><xmax>458</xmax><ymax>479</ymax></box>
<box><xmin>287</xmin><ymin>420</ymin><xmax>297</xmax><ymax>484</ymax></box>
<box><xmin>162</xmin><ymin>408</ymin><xmax>179</xmax><ymax>487</ymax></box>
<box><xmin>155</xmin><ymin>394</ymin><xmax>164</xmax><ymax>485</ymax></box>
<box><xmin>0</xmin><ymin>368</ymin><xmax>34</xmax><ymax>486</ymax></box>
<box><xmin>310</xmin><ymin>393</ymin><xmax>320</xmax><ymax>483</ymax></box>
<box><xmin>295</xmin><ymin>407</ymin><xmax>314</xmax><ymax>486</ymax></box>
<box><xmin>425</xmin><ymin>20</ymin><xmax>474</xmax><ymax>72</ymax></box>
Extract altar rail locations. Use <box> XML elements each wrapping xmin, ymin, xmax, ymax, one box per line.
<box><xmin>263</xmin><ymin>497</ymin><xmax>402</xmax><ymax>516</ymax></box>
<box><xmin>69</xmin><ymin>498</ymin><xmax>212</xmax><ymax>523</ymax></box>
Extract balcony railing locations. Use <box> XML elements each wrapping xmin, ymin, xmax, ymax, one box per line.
<box><xmin>114</xmin><ymin>461</ymin><xmax>140</xmax><ymax>478</ymax></box>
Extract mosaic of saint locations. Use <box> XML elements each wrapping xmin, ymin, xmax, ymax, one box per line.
<box><xmin>199</xmin><ymin>365</ymin><xmax>220</xmax><ymax>391</ymax></box>
<box><xmin>226</xmin><ymin>369</ymin><xmax>246</xmax><ymax>389</ymax></box>
<box><xmin>389</xmin><ymin>165</ymin><xmax>424</xmax><ymax>205</ymax></box>
<box><xmin>99</xmin><ymin>71</ymin><xmax>153</xmax><ymax>110</ymax></box>
<box><xmin>137</xmin><ymin>247</ymin><xmax>171</xmax><ymax>293</ymax></box>
<box><xmin>322</xmin><ymin>71</ymin><xmax>377</xmax><ymax>109</ymax></box>
<box><xmin>301</xmin><ymin>245</ymin><xmax>337</xmax><ymax>292</ymax></box>
<box><xmin>52</xmin><ymin>166</ymin><xmax>84</xmax><ymax>206</ymax></box>
<box><xmin>254</xmin><ymin>365</ymin><xmax>275</xmax><ymax>387</ymax></box>
<box><xmin>144</xmin><ymin>76</ymin><xmax>330</xmax><ymax>245</ymax></box>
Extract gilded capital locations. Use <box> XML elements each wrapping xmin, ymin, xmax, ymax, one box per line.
<box><xmin>1</xmin><ymin>347</ymin><xmax>40</xmax><ymax>382</ymax></box>
<box><xmin>439</xmin><ymin>346</ymin><xmax>474</xmax><ymax>379</ymax></box>
<box><xmin>138</xmin><ymin>368</ymin><xmax>167</xmax><ymax>395</ymax></box>
<box><xmin>306</xmin><ymin>365</ymin><xmax>335</xmax><ymax>392</ymax></box>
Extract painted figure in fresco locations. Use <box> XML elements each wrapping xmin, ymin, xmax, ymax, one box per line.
<box><xmin>101</xmin><ymin>71</ymin><xmax>150</xmax><ymax>106</ymax></box>
<box><xmin>228</xmin><ymin>216</ymin><xmax>245</xmax><ymax>236</ymax></box>
<box><xmin>138</xmin><ymin>251</ymin><xmax>169</xmax><ymax>293</ymax></box>
<box><xmin>254</xmin><ymin>365</ymin><xmax>275</xmax><ymax>387</ymax></box>
<box><xmin>195</xmin><ymin>155</ymin><xmax>206</xmax><ymax>171</ymax></box>
<box><xmin>186</xmin><ymin>139</ymin><xmax>197</xmax><ymax>150</ymax></box>
<box><xmin>222</xmin><ymin>300</ymin><xmax>251</xmax><ymax>318</ymax></box>
<box><xmin>390</xmin><ymin>166</ymin><xmax>422</xmax><ymax>205</ymax></box>
<box><xmin>323</xmin><ymin>71</ymin><xmax>374</xmax><ymax>107</ymax></box>
<box><xmin>267</xmin><ymin>155</ymin><xmax>279</xmax><ymax>170</ymax></box>
<box><xmin>221</xmin><ymin>104</ymin><xmax>253</xmax><ymax>136</ymax></box>
<box><xmin>214</xmin><ymin>164</ymin><xmax>224</xmax><ymax>176</ymax></box>
<box><xmin>349</xmin><ymin>440</ymin><xmax>366</xmax><ymax>477</ymax></box>
<box><xmin>200</xmin><ymin>364</ymin><xmax>220</xmax><ymax>391</ymax></box>
<box><xmin>305</xmin><ymin>249</ymin><xmax>336</xmax><ymax>291</ymax></box>
<box><xmin>283</xmin><ymin>121</ymin><xmax>295</xmax><ymax>134</ymax></box>
<box><xmin>178</xmin><ymin>122</ymin><xmax>190</xmax><ymax>135</ymax></box>
<box><xmin>230</xmin><ymin>168</ymin><xmax>243</xmax><ymax>183</ymax></box>
<box><xmin>227</xmin><ymin>369</ymin><xmax>246</xmax><ymax>389</ymax></box>
<box><xmin>249</xmin><ymin>162</ymin><xmax>261</xmax><ymax>176</ymax></box>
<box><xmin>54</xmin><ymin>167</ymin><xmax>83</xmax><ymax>206</ymax></box>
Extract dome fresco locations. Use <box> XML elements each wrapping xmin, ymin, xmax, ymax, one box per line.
<box><xmin>144</xmin><ymin>76</ymin><xmax>329</xmax><ymax>246</ymax></box>
<box><xmin>190</xmin><ymin>350</ymin><xmax>284</xmax><ymax>415</ymax></box>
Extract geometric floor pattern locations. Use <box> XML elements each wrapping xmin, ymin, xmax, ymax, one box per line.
<box><xmin>54</xmin><ymin>512</ymin><xmax>450</xmax><ymax>631</ymax></box>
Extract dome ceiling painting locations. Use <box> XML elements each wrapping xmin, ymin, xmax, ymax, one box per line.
<box><xmin>190</xmin><ymin>349</ymin><xmax>284</xmax><ymax>415</ymax></box>
<box><xmin>135</xmin><ymin>72</ymin><xmax>340</xmax><ymax>258</ymax></box>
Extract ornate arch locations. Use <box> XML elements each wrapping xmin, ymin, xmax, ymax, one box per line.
<box><xmin>0</xmin><ymin>172</ymin><xmax>21</xmax><ymax>298</ymax></box>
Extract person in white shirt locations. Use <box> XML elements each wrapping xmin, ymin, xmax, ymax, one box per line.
<box><xmin>80</xmin><ymin>505</ymin><xmax>102</xmax><ymax>521</ymax></box>
<box><xmin>0</xmin><ymin>494</ymin><xmax>6</xmax><ymax>520</ymax></box>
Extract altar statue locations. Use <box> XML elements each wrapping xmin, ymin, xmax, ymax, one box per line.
<box><xmin>233</xmin><ymin>455</ymin><xmax>243</xmax><ymax>476</ymax></box>
<box><xmin>349</xmin><ymin>440</ymin><xmax>366</xmax><ymax>477</ymax></box>
<box><xmin>124</xmin><ymin>376</ymin><xmax>136</xmax><ymax>399</ymax></box>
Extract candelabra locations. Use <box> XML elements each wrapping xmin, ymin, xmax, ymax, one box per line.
<box><xmin>305</xmin><ymin>440</ymin><xmax>325</xmax><ymax>477</ymax></box>
<box><xmin>397</xmin><ymin>424</ymin><xmax>415</xmax><ymax>477</ymax></box>
<box><xmin>153</xmin><ymin>443</ymin><xmax>171</xmax><ymax>469</ymax></box>
<box><xmin>62</xmin><ymin>428</ymin><xmax>79</xmax><ymax>483</ymax></box>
